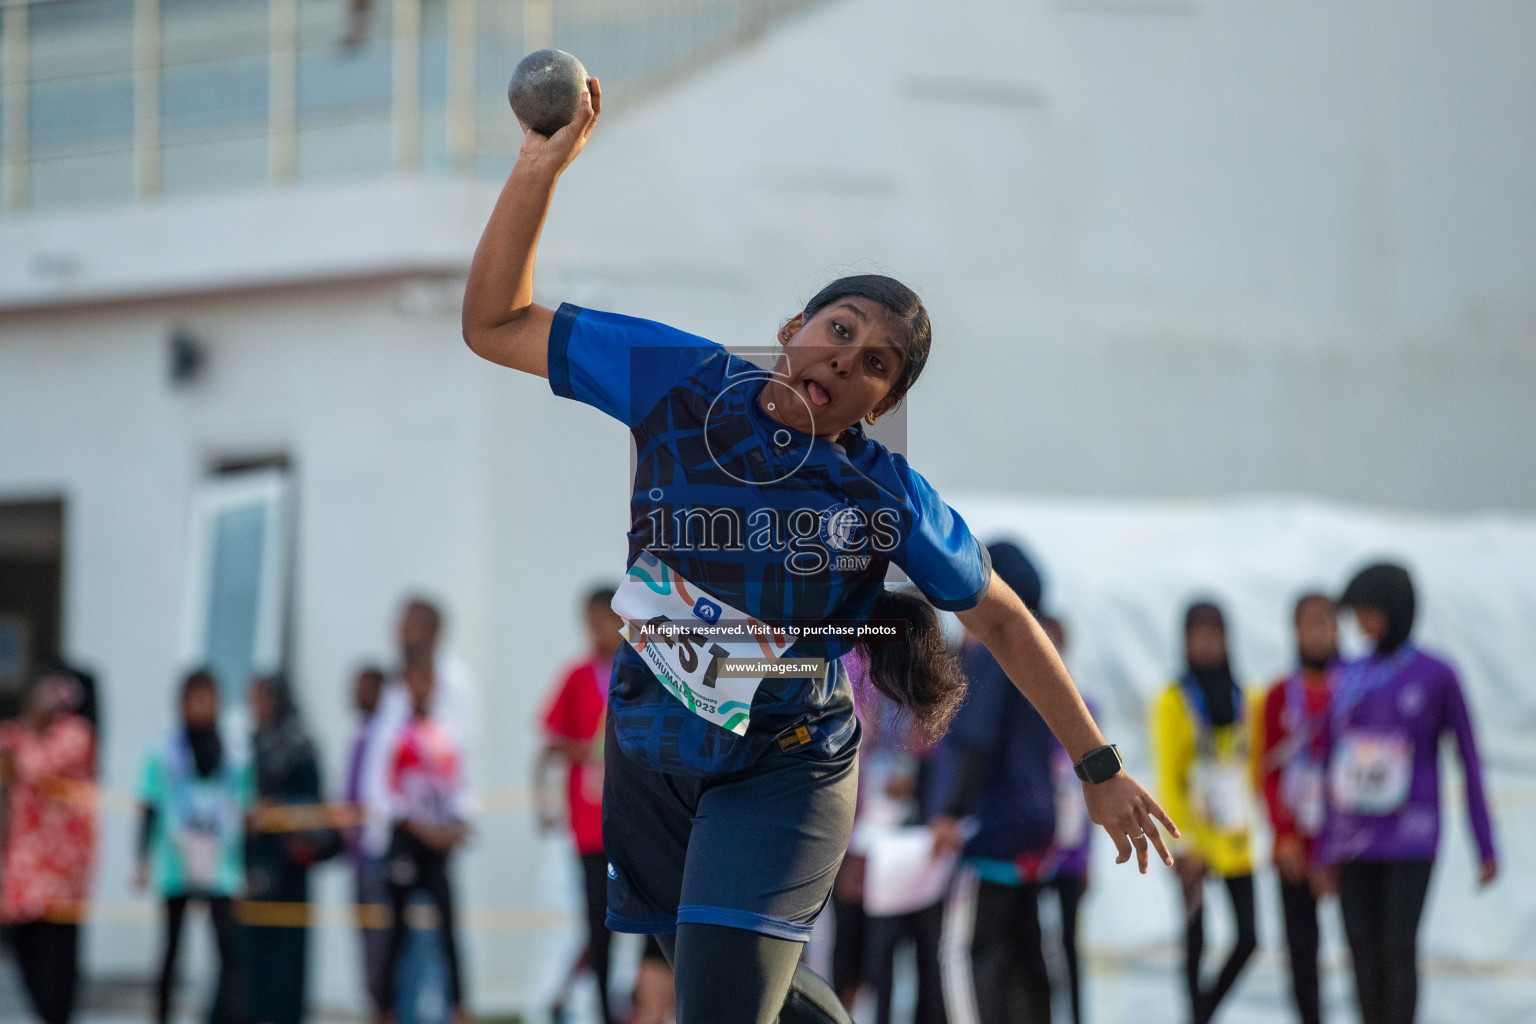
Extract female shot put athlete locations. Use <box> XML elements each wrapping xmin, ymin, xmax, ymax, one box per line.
<box><xmin>463</xmin><ymin>79</ymin><xmax>1178</xmax><ymax>1024</ymax></box>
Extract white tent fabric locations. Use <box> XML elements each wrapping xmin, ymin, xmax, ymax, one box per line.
<box><xmin>942</xmin><ymin>493</ymin><xmax>1536</xmax><ymax>1018</ymax></box>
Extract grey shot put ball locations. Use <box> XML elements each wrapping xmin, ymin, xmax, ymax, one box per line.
<box><xmin>507</xmin><ymin>49</ymin><xmax>589</xmax><ymax>136</ymax></box>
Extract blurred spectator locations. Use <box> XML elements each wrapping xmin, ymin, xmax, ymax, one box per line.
<box><xmin>536</xmin><ymin>586</ymin><xmax>623</xmax><ymax>1024</ymax></box>
<box><xmin>1256</xmin><ymin>594</ymin><xmax>1337</xmax><ymax>1024</ymax></box>
<box><xmin>1040</xmin><ymin>614</ymin><xmax>1091</xmax><ymax>1024</ymax></box>
<box><xmin>245</xmin><ymin>674</ymin><xmax>341</xmax><ymax>1024</ymax></box>
<box><xmin>45</xmin><ymin>662</ymin><xmax>99</xmax><ymax>764</ymax></box>
<box><xmin>829</xmin><ymin>652</ymin><xmax>870</xmax><ymax>1013</ymax></box>
<box><xmin>137</xmin><ymin>670</ymin><xmax>253</xmax><ymax>1024</ymax></box>
<box><xmin>1319</xmin><ymin>563</ymin><xmax>1497</xmax><ymax>1024</ymax></box>
<box><xmin>380</xmin><ymin>660</ymin><xmax>470</xmax><ymax>1024</ymax></box>
<box><xmin>361</xmin><ymin>598</ymin><xmax>478</xmax><ymax>1024</ymax></box>
<box><xmin>849</xmin><ymin>645</ymin><xmax>947</xmax><ymax>1024</ymax></box>
<box><xmin>629</xmin><ymin>937</ymin><xmax>676</xmax><ymax>1024</ymax></box>
<box><xmin>345</xmin><ymin>665</ymin><xmax>390</xmax><ymax>1010</ymax></box>
<box><xmin>933</xmin><ymin>541</ymin><xmax>1055</xmax><ymax>1024</ymax></box>
<box><xmin>1152</xmin><ymin>601</ymin><xmax>1257</xmax><ymax>1024</ymax></box>
<box><xmin>828</xmin><ymin>850</ymin><xmax>868</xmax><ymax>1012</ymax></box>
<box><xmin>0</xmin><ymin>668</ymin><xmax>98</xmax><ymax>1024</ymax></box>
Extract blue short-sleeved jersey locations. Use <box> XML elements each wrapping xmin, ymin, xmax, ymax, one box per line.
<box><xmin>549</xmin><ymin>304</ymin><xmax>991</xmax><ymax>777</ymax></box>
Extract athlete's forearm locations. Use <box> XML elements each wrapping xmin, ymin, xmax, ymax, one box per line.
<box><xmin>958</xmin><ymin>575</ymin><xmax>1106</xmax><ymax>763</ymax></box>
<box><xmin>461</xmin><ymin>159</ymin><xmax>562</xmax><ymax>374</ymax></box>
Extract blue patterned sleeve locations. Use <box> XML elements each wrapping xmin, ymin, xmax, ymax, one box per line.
<box><xmin>890</xmin><ymin>458</ymin><xmax>992</xmax><ymax>612</ymax></box>
<box><xmin>547</xmin><ymin>303</ymin><xmax>719</xmax><ymax>426</ymax></box>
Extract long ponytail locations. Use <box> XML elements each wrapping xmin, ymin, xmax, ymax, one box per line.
<box><xmin>859</xmin><ymin>588</ymin><xmax>967</xmax><ymax>741</ymax></box>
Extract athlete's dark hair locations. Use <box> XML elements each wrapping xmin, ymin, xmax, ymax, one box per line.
<box><xmin>585</xmin><ymin>585</ymin><xmax>617</xmax><ymax>609</ymax></box>
<box><xmin>802</xmin><ymin>275</ymin><xmax>932</xmax><ymax>405</ymax></box>
<box><xmin>860</xmin><ymin>587</ymin><xmax>966</xmax><ymax>741</ymax></box>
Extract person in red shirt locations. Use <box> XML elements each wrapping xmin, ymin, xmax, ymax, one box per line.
<box><xmin>1257</xmin><ymin>593</ymin><xmax>1337</xmax><ymax>1024</ymax></box>
<box><xmin>539</xmin><ymin>586</ymin><xmax>623</xmax><ymax>1024</ymax></box>
<box><xmin>380</xmin><ymin>660</ymin><xmax>470</xmax><ymax>1024</ymax></box>
<box><xmin>0</xmin><ymin>667</ymin><xmax>97</xmax><ymax>1024</ymax></box>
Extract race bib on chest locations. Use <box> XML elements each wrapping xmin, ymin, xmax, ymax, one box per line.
<box><xmin>176</xmin><ymin>824</ymin><xmax>221</xmax><ymax>888</ymax></box>
<box><xmin>612</xmin><ymin>551</ymin><xmax>794</xmax><ymax>736</ymax></box>
<box><xmin>1193</xmin><ymin>760</ymin><xmax>1251</xmax><ymax>833</ymax></box>
<box><xmin>1280</xmin><ymin>761</ymin><xmax>1326</xmax><ymax>835</ymax></box>
<box><xmin>1330</xmin><ymin>732</ymin><xmax>1413</xmax><ymax>814</ymax></box>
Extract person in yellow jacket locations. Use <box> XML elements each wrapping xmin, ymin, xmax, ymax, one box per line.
<box><xmin>1151</xmin><ymin>601</ymin><xmax>1258</xmax><ymax>1024</ymax></box>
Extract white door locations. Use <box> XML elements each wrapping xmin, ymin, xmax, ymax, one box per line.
<box><xmin>179</xmin><ymin>468</ymin><xmax>291</xmax><ymax>715</ymax></box>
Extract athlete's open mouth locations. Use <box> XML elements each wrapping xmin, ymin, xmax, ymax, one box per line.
<box><xmin>804</xmin><ymin>379</ymin><xmax>831</xmax><ymax>407</ymax></box>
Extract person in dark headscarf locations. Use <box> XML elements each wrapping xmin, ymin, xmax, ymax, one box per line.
<box><xmin>1338</xmin><ymin>563</ymin><xmax>1416</xmax><ymax>654</ymax></box>
<box><xmin>137</xmin><ymin>670</ymin><xmax>251</xmax><ymax>1024</ymax></box>
<box><xmin>933</xmin><ymin>540</ymin><xmax>1059</xmax><ymax>1024</ymax></box>
<box><xmin>244</xmin><ymin>674</ymin><xmax>337</xmax><ymax>1024</ymax></box>
<box><xmin>1317</xmin><ymin>562</ymin><xmax>1496</xmax><ymax>1024</ymax></box>
<box><xmin>1151</xmin><ymin>601</ymin><xmax>1257</xmax><ymax>1024</ymax></box>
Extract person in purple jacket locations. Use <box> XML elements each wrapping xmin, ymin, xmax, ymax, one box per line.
<box><xmin>1316</xmin><ymin>563</ymin><xmax>1498</xmax><ymax>1024</ymax></box>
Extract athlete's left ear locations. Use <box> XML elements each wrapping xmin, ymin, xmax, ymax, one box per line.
<box><xmin>867</xmin><ymin>392</ymin><xmax>899</xmax><ymax>425</ymax></box>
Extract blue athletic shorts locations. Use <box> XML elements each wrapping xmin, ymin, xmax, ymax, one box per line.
<box><xmin>602</xmin><ymin>713</ymin><xmax>859</xmax><ymax>942</ymax></box>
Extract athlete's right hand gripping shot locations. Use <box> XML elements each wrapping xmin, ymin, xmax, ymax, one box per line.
<box><xmin>462</xmin><ymin>67</ymin><xmax>1179</xmax><ymax>1024</ymax></box>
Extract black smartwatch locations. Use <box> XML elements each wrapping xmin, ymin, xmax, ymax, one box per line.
<box><xmin>1073</xmin><ymin>744</ymin><xmax>1123</xmax><ymax>784</ymax></box>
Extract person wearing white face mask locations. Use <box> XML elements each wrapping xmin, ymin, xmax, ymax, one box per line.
<box><xmin>1314</xmin><ymin>563</ymin><xmax>1497</xmax><ymax>1024</ymax></box>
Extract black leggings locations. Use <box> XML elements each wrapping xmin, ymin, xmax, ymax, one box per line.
<box><xmin>970</xmin><ymin>880</ymin><xmax>1051</xmax><ymax>1024</ymax></box>
<box><xmin>10</xmin><ymin>921</ymin><xmax>79</xmax><ymax>1024</ymax></box>
<box><xmin>1052</xmin><ymin>875</ymin><xmax>1087</xmax><ymax>1024</ymax></box>
<box><xmin>157</xmin><ymin>895</ymin><xmax>244</xmax><ymax>1024</ymax></box>
<box><xmin>580</xmin><ymin>850</ymin><xmax>616</xmax><ymax>1024</ymax></box>
<box><xmin>830</xmin><ymin>892</ymin><xmax>867</xmax><ymax>1005</ymax></box>
<box><xmin>1182</xmin><ymin>872</ymin><xmax>1257</xmax><ymax>1024</ymax></box>
<box><xmin>865</xmin><ymin>902</ymin><xmax>946</xmax><ymax>1024</ymax></box>
<box><xmin>382</xmin><ymin>826</ymin><xmax>465</xmax><ymax>1013</ymax></box>
<box><xmin>1338</xmin><ymin>859</ymin><xmax>1434</xmax><ymax>1024</ymax></box>
<box><xmin>1280</xmin><ymin>879</ymin><xmax>1322</xmax><ymax>1024</ymax></box>
<box><xmin>656</xmin><ymin>922</ymin><xmax>851</xmax><ymax>1024</ymax></box>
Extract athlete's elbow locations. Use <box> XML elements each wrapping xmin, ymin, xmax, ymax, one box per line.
<box><xmin>460</xmin><ymin>309</ymin><xmax>517</xmax><ymax>360</ymax></box>
<box><xmin>462</xmin><ymin>318</ymin><xmax>492</xmax><ymax>354</ymax></box>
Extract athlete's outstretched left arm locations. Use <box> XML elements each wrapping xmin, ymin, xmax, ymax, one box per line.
<box><xmin>956</xmin><ymin>572</ymin><xmax>1180</xmax><ymax>873</ymax></box>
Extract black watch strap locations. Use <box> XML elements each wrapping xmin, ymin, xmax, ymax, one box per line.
<box><xmin>1073</xmin><ymin>743</ymin><xmax>1123</xmax><ymax>784</ymax></box>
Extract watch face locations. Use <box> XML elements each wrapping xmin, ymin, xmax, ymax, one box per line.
<box><xmin>1086</xmin><ymin>745</ymin><xmax>1120</xmax><ymax>782</ymax></box>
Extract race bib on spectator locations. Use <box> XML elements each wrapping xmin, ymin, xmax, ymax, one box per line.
<box><xmin>1280</xmin><ymin>761</ymin><xmax>1326</xmax><ymax>835</ymax></box>
<box><xmin>1330</xmin><ymin>732</ymin><xmax>1412</xmax><ymax>814</ymax></box>
<box><xmin>612</xmin><ymin>551</ymin><xmax>794</xmax><ymax>736</ymax></box>
<box><xmin>177</xmin><ymin>826</ymin><xmax>221</xmax><ymax>889</ymax></box>
<box><xmin>1193</xmin><ymin>760</ymin><xmax>1251</xmax><ymax>833</ymax></box>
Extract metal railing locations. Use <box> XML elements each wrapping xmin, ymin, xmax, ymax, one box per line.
<box><xmin>0</xmin><ymin>0</ymin><xmax>826</xmax><ymax>213</ymax></box>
